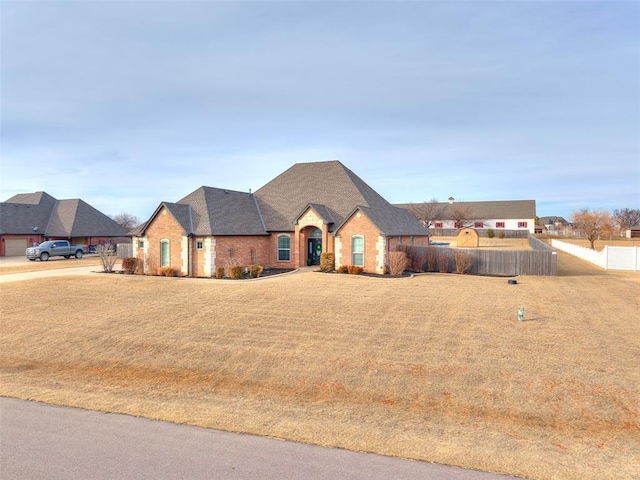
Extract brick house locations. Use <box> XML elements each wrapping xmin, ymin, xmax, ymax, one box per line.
<box><xmin>0</xmin><ymin>192</ymin><xmax>129</xmax><ymax>256</ymax></box>
<box><xmin>132</xmin><ymin>161</ymin><xmax>430</xmax><ymax>275</ymax></box>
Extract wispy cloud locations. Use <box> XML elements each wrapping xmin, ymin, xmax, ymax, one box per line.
<box><xmin>1</xmin><ymin>1</ymin><xmax>638</xmax><ymax>219</ymax></box>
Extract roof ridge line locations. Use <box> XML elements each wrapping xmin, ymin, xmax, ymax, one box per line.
<box><xmin>252</xmin><ymin>193</ymin><xmax>267</xmax><ymax>233</ymax></box>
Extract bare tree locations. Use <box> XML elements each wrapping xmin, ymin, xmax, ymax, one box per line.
<box><xmin>98</xmin><ymin>244</ymin><xmax>118</xmax><ymax>273</ymax></box>
<box><xmin>613</xmin><ymin>208</ymin><xmax>640</xmax><ymax>235</ymax></box>
<box><xmin>449</xmin><ymin>205</ymin><xmax>474</xmax><ymax>229</ymax></box>
<box><xmin>408</xmin><ymin>198</ymin><xmax>444</xmax><ymax>229</ymax></box>
<box><xmin>110</xmin><ymin>212</ymin><xmax>140</xmax><ymax>230</ymax></box>
<box><xmin>571</xmin><ymin>208</ymin><xmax>614</xmax><ymax>249</ymax></box>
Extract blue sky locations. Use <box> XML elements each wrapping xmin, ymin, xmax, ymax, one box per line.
<box><xmin>1</xmin><ymin>1</ymin><xmax>638</xmax><ymax>222</ymax></box>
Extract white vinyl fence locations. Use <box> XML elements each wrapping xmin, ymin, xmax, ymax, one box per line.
<box><xmin>551</xmin><ymin>240</ymin><xmax>640</xmax><ymax>271</ymax></box>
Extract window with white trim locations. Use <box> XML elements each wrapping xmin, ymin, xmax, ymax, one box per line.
<box><xmin>196</xmin><ymin>241</ymin><xmax>203</xmax><ymax>250</ymax></box>
<box><xmin>160</xmin><ymin>239</ymin><xmax>170</xmax><ymax>267</ymax></box>
<box><xmin>496</xmin><ymin>222</ymin><xmax>505</xmax><ymax>228</ymax></box>
<box><xmin>277</xmin><ymin>235</ymin><xmax>291</xmax><ymax>261</ymax></box>
<box><xmin>434</xmin><ymin>222</ymin><xmax>443</xmax><ymax>229</ymax></box>
<box><xmin>474</xmin><ymin>222</ymin><xmax>484</xmax><ymax>228</ymax></box>
<box><xmin>518</xmin><ymin>222</ymin><xmax>528</xmax><ymax>228</ymax></box>
<box><xmin>352</xmin><ymin>235</ymin><xmax>364</xmax><ymax>266</ymax></box>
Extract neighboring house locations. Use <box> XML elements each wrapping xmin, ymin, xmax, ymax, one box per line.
<box><xmin>132</xmin><ymin>161</ymin><xmax>430</xmax><ymax>275</ymax></box>
<box><xmin>0</xmin><ymin>192</ymin><xmax>129</xmax><ymax>256</ymax></box>
<box><xmin>395</xmin><ymin>197</ymin><xmax>537</xmax><ymax>234</ymax></box>
<box><xmin>538</xmin><ymin>216</ymin><xmax>571</xmax><ymax>234</ymax></box>
<box><xmin>626</xmin><ymin>225</ymin><xmax>640</xmax><ymax>239</ymax></box>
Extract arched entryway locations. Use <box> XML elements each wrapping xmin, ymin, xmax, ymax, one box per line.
<box><xmin>307</xmin><ymin>228</ymin><xmax>322</xmax><ymax>265</ymax></box>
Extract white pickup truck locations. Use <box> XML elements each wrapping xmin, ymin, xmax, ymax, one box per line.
<box><xmin>26</xmin><ymin>240</ymin><xmax>86</xmax><ymax>261</ymax></box>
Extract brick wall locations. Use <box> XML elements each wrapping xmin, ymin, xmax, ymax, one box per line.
<box><xmin>137</xmin><ymin>207</ymin><xmax>186</xmax><ymax>274</ymax></box>
<box><xmin>266</xmin><ymin>232</ymin><xmax>297</xmax><ymax>269</ymax></box>
<box><xmin>335</xmin><ymin>211</ymin><xmax>383</xmax><ymax>273</ymax></box>
<box><xmin>213</xmin><ymin>236</ymin><xmax>271</xmax><ymax>272</ymax></box>
<box><xmin>387</xmin><ymin>235</ymin><xmax>430</xmax><ymax>251</ymax></box>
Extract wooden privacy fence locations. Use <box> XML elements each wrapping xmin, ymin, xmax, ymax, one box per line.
<box><xmin>435</xmin><ymin>247</ymin><xmax>557</xmax><ymax>276</ymax></box>
<box><xmin>117</xmin><ymin>243</ymin><xmax>133</xmax><ymax>259</ymax></box>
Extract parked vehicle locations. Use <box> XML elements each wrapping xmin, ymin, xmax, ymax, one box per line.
<box><xmin>26</xmin><ymin>241</ymin><xmax>86</xmax><ymax>261</ymax></box>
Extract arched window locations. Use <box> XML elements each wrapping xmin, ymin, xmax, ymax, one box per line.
<box><xmin>160</xmin><ymin>239</ymin><xmax>170</xmax><ymax>267</ymax></box>
<box><xmin>352</xmin><ymin>235</ymin><xmax>364</xmax><ymax>266</ymax></box>
<box><xmin>277</xmin><ymin>235</ymin><xmax>291</xmax><ymax>262</ymax></box>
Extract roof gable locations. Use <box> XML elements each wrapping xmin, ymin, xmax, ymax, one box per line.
<box><xmin>139</xmin><ymin>202</ymin><xmax>192</xmax><ymax>236</ymax></box>
<box><xmin>294</xmin><ymin>203</ymin><xmax>336</xmax><ymax>225</ymax></box>
<box><xmin>255</xmin><ymin>160</ymin><xmax>427</xmax><ymax>236</ymax></box>
<box><xmin>178</xmin><ymin>187</ymin><xmax>267</xmax><ymax>236</ymax></box>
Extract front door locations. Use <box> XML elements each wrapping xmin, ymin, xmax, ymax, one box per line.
<box><xmin>307</xmin><ymin>228</ymin><xmax>323</xmax><ymax>265</ymax></box>
<box><xmin>308</xmin><ymin>238</ymin><xmax>322</xmax><ymax>265</ymax></box>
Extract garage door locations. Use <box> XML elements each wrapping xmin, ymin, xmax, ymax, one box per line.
<box><xmin>5</xmin><ymin>239</ymin><xmax>27</xmax><ymax>256</ymax></box>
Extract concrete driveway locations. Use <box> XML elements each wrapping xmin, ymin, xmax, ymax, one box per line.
<box><xmin>0</xmin><ymin>255</ymin><xmax>111</xmax><ymax>283</ymax></box>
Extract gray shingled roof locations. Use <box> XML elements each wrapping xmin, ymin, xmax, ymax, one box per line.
<box><xmin>138</xmin><ymin>161</ymin><xmax>429</xmax><ymax>238</ymax></box>
<box><xmin>539</xmin><ymin>216</ymin><xmax>570</xmax><ymax>227</ymax></box>
<box><xmin>296</xmin><ymin>203</ymin><xmax>336</xmax><ymax>225</ymax></box>
<box><xmin>178</xmin><ymin>187</ymin><xmax>267</xmax><ymax>236</ymax></box>
<box><xmin>395</xmin><ymin>199</ymin><xmax>536</xmax><ymax>220</ymax></box>
<box><xmin>356</xmin><ymin>205</ymin><xmax>432</xmax><ymax>236</ymax></box>
<box><xmin>1</xmin><ymin>192</ymin><xmax>128</xmax><ymax>237</ymax></box>
<box><xmin>5</xmin><ymin>191</ymin><xmax>57</xmax><ymax>206</ymax></box>
<box><xmin>163</xmin><ymin>203</ymin><xmax>193</xmax><ymax>234</ymax></box>
<box><xmin>255</xmin><ymin>161</ymin><xmax>429</xmax><ymax>236</ymax></box>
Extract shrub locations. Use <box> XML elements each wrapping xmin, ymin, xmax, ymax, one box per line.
<box><xmin>425</xmin><ymin>246</ymin><xmax>438</xmax><ymax>272</ymax></box>
<box><xmin>437</xmin><ymin>251</ymin><xmax>449</xmax><ymax>273</ymax></box>
<box><xmin>453</xmin><ymin>250</ymin><xmax>473</xmax><ymax>274</ymax></box>
<box><xmin>487</xmin><ymin>228</ymin><xmax>495</xmax><ymax>239</ymax></box>
<box><xmin>387</xmin><ymin>251</ymin><xmax>409</xmax><ymax>276</ymax></box>
<box><xmin>320</xmin><ymin>252</ymin><xmax>335</xmax><ymax>272</ymax></box>
<box><xmin>229</xmin><ymin>265</ymin><xmax>244</xmax><ymax>279</ymax></box>
<box><xmin>337</xmin><ymin>265</ymin><xmax>349</xmax><ymax>274</ymax></box>
<box><xmin>249</xmin><ymin>264</ymin><xmax>264</xmax><ymax>278</ymax></box>
<box><xmin>498</xmin><ymin>231</ymin><xmax>506</xmax><ymax>239</ymax></box>
<box><xmin>122</xmin><ymin>257</ymin><xmax>142</xmax><ymax>275</ymax></box>
<box><xmin>396</xmin><ymin>245</ymin><xmax>418</xmax><ymax>271</ymax></box>
<box><xmin>347</xmin><ymin>265</ymin><xmax>363</xmax><ymax>275</ymax></box>
<box><xmin>215</xmin><ymin>266</ymin><xmax>225</xmax><ymax>279</ymax></box>
<box><xmin>158</xmin><ymin>266</ymin><xmax>181</xmax><ymax>277</ymax></box>
<box><xmin>98</xmin><ymin>244</ymin><xmax>118</xmax><ymax>273</ymax></box>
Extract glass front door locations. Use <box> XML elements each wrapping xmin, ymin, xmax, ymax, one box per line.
<box><xmin>308</xmin><ymin>229</ymin><xmax>322</xmax><ymax>265</ymax></box>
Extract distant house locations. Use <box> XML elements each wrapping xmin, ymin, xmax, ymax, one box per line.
<box><xmin>626</xmin><ymin>225</ymin><xmax>640</xmax><ymax>239</ymax></box>
<box><xmin>0</xmin><ymin>192</ymin><xmax>129</xmax><ymax>256</ymax></box>
<box><xmin>538</xmin><ymin>216</ymin><xmax>571</xmax><ymax>234</ymax></box>
<box><xmin>131</xmin><ymin>161</ymin><xmax>429</xmax><ymax>275</ymax></box>
<box><xmin>395</xmin><ymin>198</ymin><xmax>537</xmax><ymax>235</ymax></box>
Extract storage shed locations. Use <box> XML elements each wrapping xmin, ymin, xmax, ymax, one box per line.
<box><xmin>457</xmin><ymin>227</ymin><xmax>479</xmax><ymax>248</ymax></box>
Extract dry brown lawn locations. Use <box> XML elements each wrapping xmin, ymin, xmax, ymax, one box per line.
<box><xmin>1</xmin><ymin>258</ymin><xmax>639</xmax><ymax>480</ymax></box>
